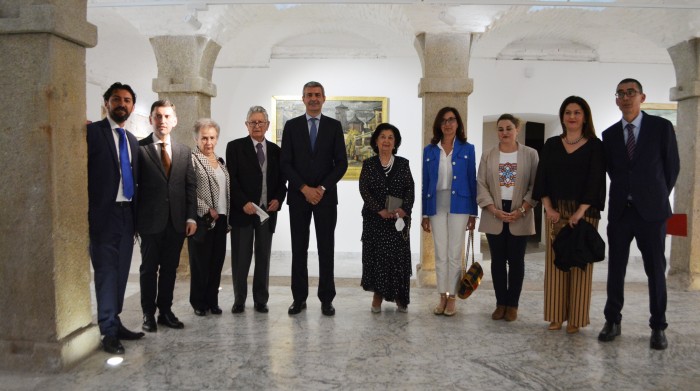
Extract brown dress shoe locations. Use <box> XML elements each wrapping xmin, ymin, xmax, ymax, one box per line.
<box><xmin>566</xmin><ymin>324</ymin><xmax>579</xmax><ymax>334</ymax></box>
<box><xmin>492</xmin><ymin>305</ymin><xmax>506</xmax><ymax>320</ymax></box>
<box><xmin>504</xmin><ymin>306</ymin><xmax>518</xmax><ymax>322</ymax></box>
<box><xmin>548</xmin><ymin>321</ymin><xmax>562</xmax><ymax>330</ymax></box>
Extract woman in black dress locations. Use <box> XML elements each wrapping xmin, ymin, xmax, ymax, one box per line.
<box><xmin>359</xmin><ymin>123</ymin><xmax>415</xmax><ymax>313</ymax></box>
<box><xmin>532</xmin><ymin>96</ymin><xmax>606</xmax><ymax>334</ymax></box>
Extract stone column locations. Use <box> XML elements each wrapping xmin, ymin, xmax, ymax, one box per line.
<box><xmin>414</xmin><ymin>33</ymin><xmax>474</xmax><ymax>287</ymax></box>
<box><xmin>150</xmin><ymin>35</ymin><xmax>220</xmax><ymax>276</ymax></box>
<box><xmin>0</xmin><ymin>1</ymin><xmax>98</xmax><ymax>371</ymax></box>
<box><xmin>668</xmin><ymin>38</ymin><xmax>700</xmax><ymax>291</ymax></box>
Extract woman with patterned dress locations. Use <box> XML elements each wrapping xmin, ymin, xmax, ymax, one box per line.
<box><xmin>477</xmin><ymin>114</ymin><xmax>539</xmax><ymax>322</ymax></box>
<box><xmin>532</xmin><ymin>96</ymin><xmax>606</xmax><ymax>334</ymax></box>
<box><xmin>360</xmin><ymin>123</ymin><xmax>415</xmax><ymax>312</ymax></box>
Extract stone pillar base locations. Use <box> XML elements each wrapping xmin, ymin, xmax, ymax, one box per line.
<box><xmin>0</xmin><ymin>325</ymin><xmax>100</xmax><ymax>372</ymax></box>
<box><xmin>416</xmin><ymin>264</ymin><xmax>436</xmax><ymax>288</ymax></box>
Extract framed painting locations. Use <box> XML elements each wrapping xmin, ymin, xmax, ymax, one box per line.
<box><xmin>642</xmin><ymin>102</ymin><xmax>677</xmax><ymax>126</ymax></box>
<box><xmin>271</xmin><ymin>96</ymin><xmax>389</xmax><ymax>180</ymax></box>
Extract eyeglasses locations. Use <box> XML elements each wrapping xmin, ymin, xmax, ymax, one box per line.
<box><xmin>246</xmin><ymin>121</ymin><xmax>269</xmax><ymax>128</ymax></box>
<box><xmin>615</xmin><ymin>89</ymin><xmax>640</xmax><ymax>99</ymax></box>
<box><xmin>441</xmin><ymin>117</ymin><xmax>457</xmax><ymax>126</ymax></box>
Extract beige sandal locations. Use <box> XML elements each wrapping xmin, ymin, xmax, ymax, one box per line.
<box><xmin>443</xmin><ymin>296</ymin><xmax>457</xmax><ymax>316</ymax></box>
<box><xmin>433</xmin><ymin>294</ymin><xmax>447</xmax><ymax>315</ymax></box>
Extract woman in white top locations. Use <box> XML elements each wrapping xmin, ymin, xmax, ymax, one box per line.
<box><xmin>477</xmin><ymin>114</ymin><xmax>539</xmax><ymax>322</ymax></box>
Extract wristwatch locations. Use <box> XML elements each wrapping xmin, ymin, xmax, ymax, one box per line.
<box><xmin>518</xmin><ymin>206</ymin><xmax>526</xmax><ymax>215</ymax></box>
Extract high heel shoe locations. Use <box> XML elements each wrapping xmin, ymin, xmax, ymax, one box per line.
<box><xmin>443</xmin><ymin>296</ymin><xmax>457</xmax><ymax>316</ymax></box>
<box><xmin>371</xmin><ymin>293</ymin><xmax>382</xmax><ymax>313</ymax></box>
<box><xmin>433</xmin><ymin>294</ymin><xmax>447</xmax><ymax>315</ymax></box>
<box><xmin>548</xmin><ymin>321</ymin><xmax>562</xmax><ymax>330</ymax></box>
<box><xmin>566</xmin><ymin>324</ymin><xmax>579</xmax><ymax>334</ymax></box>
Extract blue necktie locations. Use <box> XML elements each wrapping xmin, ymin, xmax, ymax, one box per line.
<box><xmin>309</xmin><ymin>117</ymin><xmax>318</xmax><ymax>151</ymax></box>
<box><xmin>116</xmin><ymin>128</ymin><xmax>134</xmax><ymax>199</ymax></box>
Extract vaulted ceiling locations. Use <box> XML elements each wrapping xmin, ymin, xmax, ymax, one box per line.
<box><xmin>86</xmin><ymin>1</ymin><xmax>700</xmax><ymax>71</ymax></box>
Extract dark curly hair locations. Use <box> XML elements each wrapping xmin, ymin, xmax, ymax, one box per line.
<box><xmin>370</xmin><ymin>123</ymin><xmax>401</xmax><ymax>154</ymax></box>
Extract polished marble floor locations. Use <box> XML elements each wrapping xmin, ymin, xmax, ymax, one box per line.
<box><xmin>3</xmin><ymin>245</ymin><xmax>700</xmax><ymax>391</ymax></box>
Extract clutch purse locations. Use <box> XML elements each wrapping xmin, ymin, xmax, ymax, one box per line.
<box><xmin>385</xmin><ymin>195</ymin><xmax>403</xmax><ymax>211</ymax></box>
<box><xmin>192</xmin><ymin>212</ymin><xmax>215</xmax><ymax>243</ymax></box>
<box><xmin>457</xmin><ymin>230</ymin><xmax>483</xmax><ymax>300</ymax></box>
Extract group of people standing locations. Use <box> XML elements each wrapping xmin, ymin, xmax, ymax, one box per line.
<box><xmin>360</xmin><ymin>77</ymin><xmax>679</xmax><ymax>353</ymax></box>
<box><xmin>87</xmin><ymin>77</ymin><xmax>678</xmax><ymax>356</ymax></box>
<box><xmin>87</xmin><ymin>81</ymin><xmax>348</xmax><ymax>354</ymax></box>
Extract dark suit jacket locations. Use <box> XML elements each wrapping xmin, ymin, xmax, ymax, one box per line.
<box><xmin>136</xmin><ymin>134</ymin><xmax>197</xmax><ymax>235</ymax></box>
<box><xmin>280</xmin><ymin>114</ymin><xmax>348</xmax><ymax>206</ymax></box>
<box><xmin>226</xmin><ymin>136</ymin><xmax>287</xmax><ymax>232</ymax></box>
<box><xmin>87</xmin><ymin>118</ymin><xmax>139</xmax><ymax>234</ymax></box>
<box><xmin>602</xmin><ymin>111</ymin><xmax>680</xmax><ymax>222</ymax></box>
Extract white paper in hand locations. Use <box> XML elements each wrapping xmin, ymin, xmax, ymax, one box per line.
<box><xmin>253</xmin><ymin>203</ymin><xmax>270</xmax><ymax>224</ymax></box>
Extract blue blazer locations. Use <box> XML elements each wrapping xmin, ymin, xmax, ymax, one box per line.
<box><xmin>422</xmin><ymin>140</ymin><xmax>478</xmax><ymax>216</ymax></box>
<box><xmin>602</xmin><ymin>112</ymin><xmax>679</xmax><ymax>222</ymax></box>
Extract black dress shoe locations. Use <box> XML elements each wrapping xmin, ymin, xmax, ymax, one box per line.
<box><xmin>210</xmin><ymin>306</ymin><xmax>223</xmax><ymax>315</ymax></box>
<box><xmin>650</xmin><ymin>329</ymin><xmax>668</xmax><ymax>350</ymax></box>
<box><xmin>598</xmin><ymin>321</ymin><xmax>621</xmax><ymax>342</ymax></box>
<box><xmin>102</xmin><ymin>335</ymin><xmax>125</xmax><ymax>355</ymax></box>
<box><xmin>254</xmin><ymin>303</ymin><xmax>269</xmax><ymax>313</ymax></box>
<box><xmin>157</xmin><ymin>312</ymin><xmax>185</xmax><ymax>329</ymax></box>
<box><xmin>142</xmin><ymin>314</ymin><xmax>157</xmax><ymax>333</ymax></box>
<box><xmin>118</xmin><ymin>324</ymin><xmax>145</xmax><ymax>340</ymax></box>
<box><xmin>194</xmin><ymin>308</ymin><xmax>207</xmax><ymax>316</ymax></box>
<box><xmin>321</xmin><ymin>303</ymin><xmax>336</xmax><ymax>317</ymax></box>
<box><xmin>231</xmin><ymin>304</ymin><xmax>245</xmax><ymax>314</ymax></box>
<box><xmin>288</xmin><ymin>301</ymin><xmax>307</xmax><ymax>315</ymax></box>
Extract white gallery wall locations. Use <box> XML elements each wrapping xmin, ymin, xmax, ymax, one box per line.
<box><xmin>87</xmin><ymin>52</ymin><xmax>677</xmax><ymax>261</ymax></box>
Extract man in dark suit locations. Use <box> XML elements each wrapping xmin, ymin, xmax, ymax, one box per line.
<box><xmin>87</xmin><ymin>82</ymin><xmax>145</xmax><ymax>354</ymax></box>
<box><xmin>226</xmin><ymin>106</ymin><xmax>287</xmax><ymax>314</ymax></box>
<box><xmin>598</xmin><ymin>78</ymin><xmax>680</xmax><ymax>350</ymax></box>
<box><xmin>281</xmin><ymin>81</ymin><xmax>348</xmax><ymax>316</ymax></box>
<box><xmin>137</xmin><ymin>100</ymin><xmax>197</xmax><ymax>332</ymax></box>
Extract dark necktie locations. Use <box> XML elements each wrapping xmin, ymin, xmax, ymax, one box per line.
<box><xmin>161</xmin><ymin>142</ymin><xmax>171</xmax><ymax>177</ymax></box>
<box><xmin>309</xmin><ymin>117</ymin><xmax>318</xmax><ymax>151</ymax></box>
<box><xmin>116</xmin><ymin>128</ymin><xmax>134</xmax><ymax>199</ymax></box>
<box><xmin>256</xmin><ymin>142</ymin><xmax>265</xmax><ymax>166</ymax></box>
<box><xmin>625</xmin><ymin>123</ymin><xmax>636</xmax><ymax>160</ymax></box>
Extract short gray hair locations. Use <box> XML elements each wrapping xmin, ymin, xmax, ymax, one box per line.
<box><xmin>303</xmin><ymin>81</ymin><xmax>325</xmax><ymax>97</ymax></box>
<box><xmin>246</xmin><ymin>106</ymin><xmax>269</xmax><ymax>121</ymax></box>
<box><xmin>193</xmin><ymin>118</ymin><xmax>220</xmax><ymax>140</ymax></box>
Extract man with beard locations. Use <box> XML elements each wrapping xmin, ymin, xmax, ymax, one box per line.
<box><xmin>137</xmin><ymin>100</ymin><xmax>197</xmax><ymax>332</ymax></box>
<box><xmin>281</xmin><ymin>81</ymin><xmax>348</xmax><ymax>316</ymax></box>
<box><xmin>87</xmin><ymin>82</ymin><xmax>144</xmax><ymax>354</ymax></box>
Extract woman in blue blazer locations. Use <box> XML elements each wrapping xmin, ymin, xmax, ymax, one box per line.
<box><xmin>421</xmin><ymin>107</ymin><xmax>478</xmax><ymax>316</ymax></box>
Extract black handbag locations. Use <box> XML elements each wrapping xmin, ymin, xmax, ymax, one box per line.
<box><xmin>191</xmin><ymin>155</ymin><xmax>217</xmax><ymax>243</ymax></box>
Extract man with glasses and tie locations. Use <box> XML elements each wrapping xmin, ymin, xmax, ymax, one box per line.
<box><xmin>226</xmin><ymin>106</ymin><xmax>287</xmax><ymax>314</ymax></box>
<box><xmin>87</xmin><ymin>82</ymin><xmax>144</xmax><ymax>354</ymax></box>
<box><xmin>136</xmin><ymin>100</ymin><xmax>197</xmax><ymax>333</ymax></box>
<box><xmin>598</xmin><ymin>78</ymin><xmax>680</xmax><ymax>350</ymax></box>
<box><xmin>281</xmin><ymin>81</ymin><xmax>348</xmax><ymax>316</ymax></box>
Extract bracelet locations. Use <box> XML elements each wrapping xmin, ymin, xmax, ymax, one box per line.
<box><xmin>519</xmin><ymin>206</ymin><xmax>526</xmax><ymax>215</ymax></box>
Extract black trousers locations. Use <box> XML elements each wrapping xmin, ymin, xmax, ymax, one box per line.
<box><xmin>289</xmin><ymin>202</ymin><xmax>337</xmax><ymax>304</ymax></box>
<box><xmin>188</xmin><ymin>215</ymin><xmax>228</xmax><ymax>310</ymax></box>
<box><xmin>139</xmin><ymin>219</ymin><xmax>185</xmax><ymax>315</ymax></box>
<box><xmin>604</xmin><ymin>202</ymin><xmax>668</xmax><ymax>330</ymax></box>
<box><xmin>230</xmin><ymin>218</ymin><xmax>273</xmax><ymax>306</ymax></box>
<box><xmin>89</xmin><ymin>204</ymin><xmax>134</xmax><ymax>337</ymax></box>
<box><xmin>485</xmin><ymin>200</ymin><xmax>527</xmax><ymax>308</ymax></box>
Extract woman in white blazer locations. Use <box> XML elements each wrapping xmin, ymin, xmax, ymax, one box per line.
<box><xmin>477</xmin><ymin>114</ymin><xmax>539</xmax><ymax>322</ymax></box>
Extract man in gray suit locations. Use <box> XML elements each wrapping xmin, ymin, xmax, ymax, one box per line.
<box><xmin>137</xmin><ymin>100</ymin><xmax>197</xmax><ymax>332</ymax></box>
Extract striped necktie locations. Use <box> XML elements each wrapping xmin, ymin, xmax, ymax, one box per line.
<box><xmin>625</xmin><ymin>123</ymin><xmax>636</xmax><ymax>160</ymax></box>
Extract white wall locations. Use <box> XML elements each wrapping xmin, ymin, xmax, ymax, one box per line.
<box><xmin>211</xmin><ymin>58</ymin><xmax>424</xmax><ymax>253</ymax></box>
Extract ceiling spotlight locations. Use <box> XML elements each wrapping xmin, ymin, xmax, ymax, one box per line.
<box><xmin>184</xmin><ymin>13</ymin><xmax>202</xmax><ymax>30</ymax></box>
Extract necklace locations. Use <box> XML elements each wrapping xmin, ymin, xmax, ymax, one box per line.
<box><xmin>381</xmin><ymin>155</ymin><xmax>394</xmax><ymax>176</ymax></box>
<box><xmin>563</xmin><ymin>134</ymin><xmax>584</xmax><ymax>145</ymax></box>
